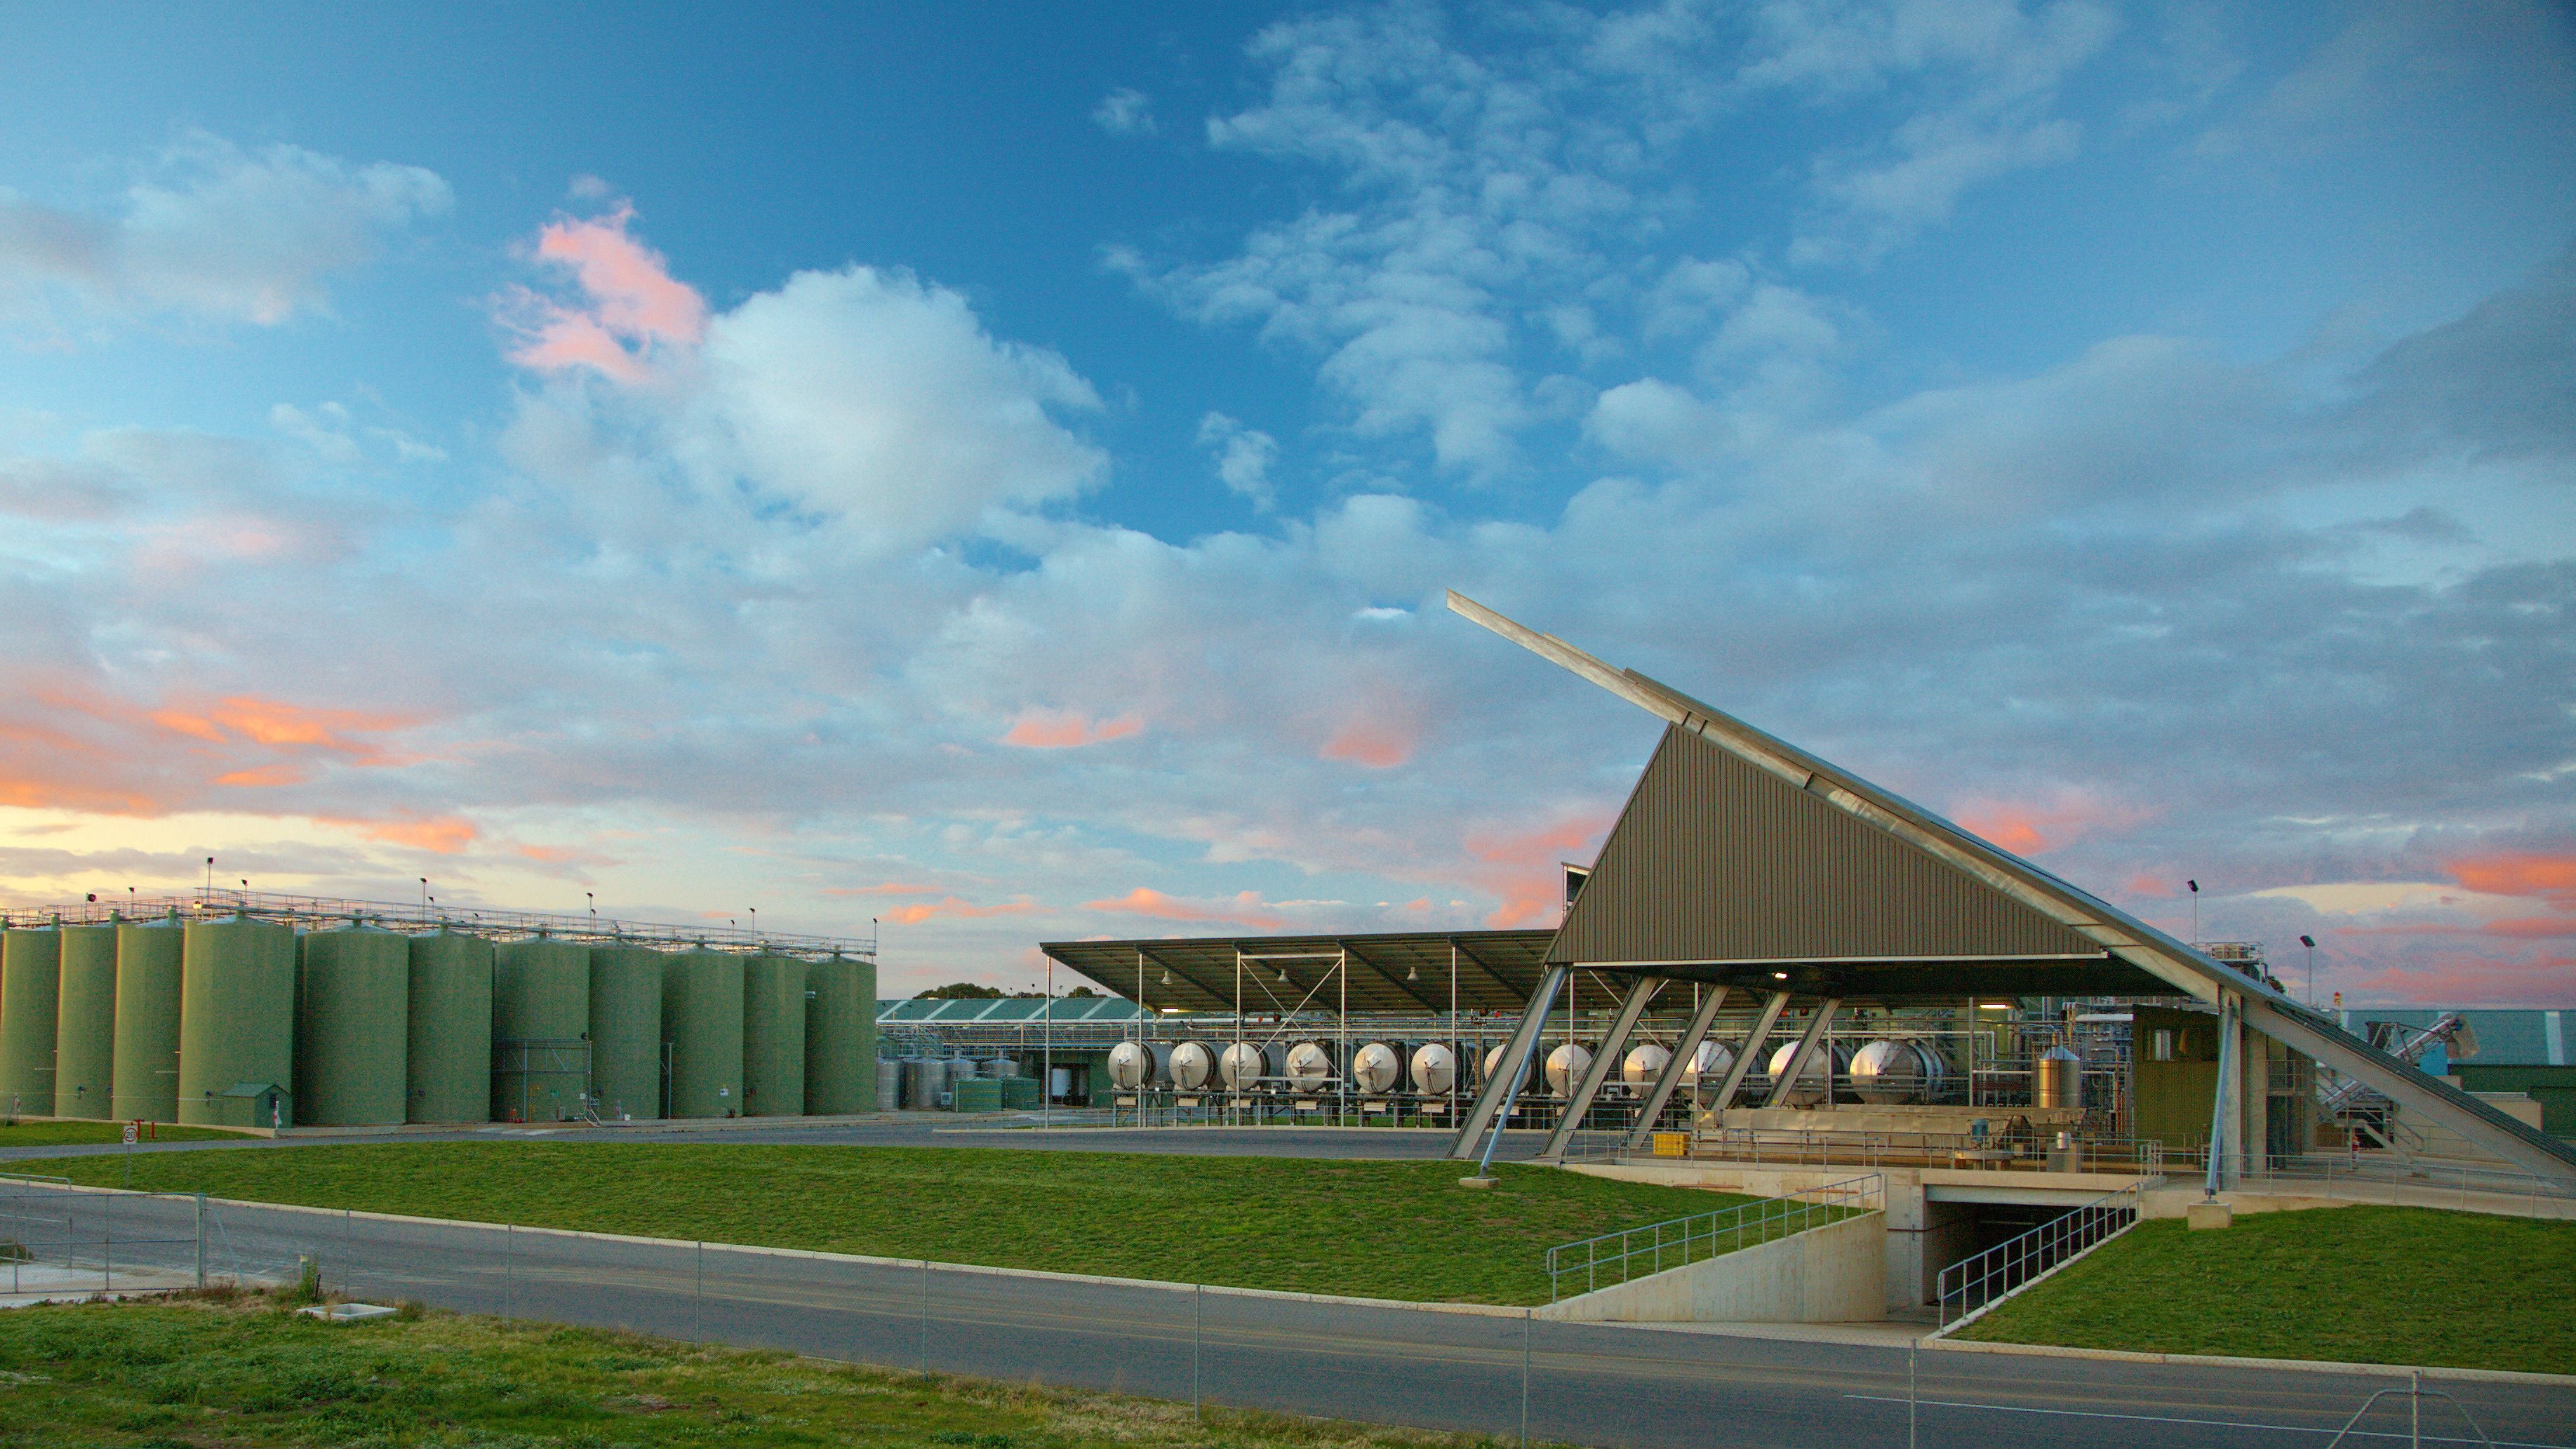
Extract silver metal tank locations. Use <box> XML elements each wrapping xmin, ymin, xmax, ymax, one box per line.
<box><xmin>2035</xmin><ymin>1044</ymin><xmax>2083</xmax><ymax>1109</ymax></box>
<box><xmin>1763</xmin><ymin>1041</ymin><xmax>1849</xmax><ymax>1106</ymax></box>
<box><xmin>1349</xmin><ymin>1041</ymin><xmax>1402</xmax><ymax>1095</ymax></box>
<box><xmin>1169</xmin><ymin>1040</ymin><xmax>1218</xmax><ymax>1091</ymax></box>
<box><xmin>1681</xmin><ymin>1040</ymin><xmax>1736</xmax><ymax>1084</ymax></box>
<box><xmin>945</xmin><ymin>1053</ymin><xmax>977</xmax><ymax>1099</ymax></box>
<box><xmin>876</xmin><ymin>1057</ymin><xmax>901</xmax><ymax>1110</ymax></box>
<box><xmin>1849</xmin><ymin>1039</ymin><xmax>1931</xmax><ymax>1104</ymax></box>
<box><xmin>1107</xmin><ymin>1040</ymin><xmax>1155</xmax><ymax>1090</ymax></box>
<box><xmin>899</xmin><ymin>1056</ymin><xmax>940</xmax><ymax>1109</ymax></box>
<box><xmin>1543</xmin><ymin>1043</ymin><xmax>1593</xmax><ymax>1097</ymax></box>
<box><xmin>1218</xmin><ymin>1041</ymin><xmax>1264</xmax><ymax>1090</ymax></box>
<box><xmin>1482</xmin><ymin>1043</ymin><xmax>1509</xmax><ymax>1083</ymax></box>
<box><xmin>977</xmin><ymin>1055</ymin><xmax>1017</xmax><ymax>1079</ymax></box>
<box><xmin>1283</xmin><ymin>1041</ymin><xmax>1334</xmax><ymax>1090</ymax></box>
<box><xmin>1409</xmin><ymin>1041</ymin><xmax>1457</xmax><ymax>1095</ymax></box>
<box><xmin>1621</xmin><ymin>1043</ymin><xmax>1672</xmax><ymax>1088</ymax></box>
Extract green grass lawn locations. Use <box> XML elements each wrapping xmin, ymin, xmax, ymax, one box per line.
<box><xmin>1958</xmin><ymin>1205</ymin><xmax>2576</xmax><ymax>1375</ymax></box>
<box><xmin>24</xmin><ymin>1144</ymin><xmax>1747</xmax><ymax>1304</ymax></box>
<box><xmin>0</xmin><ymin>1292</ymin><xmax>1498</xmax><ymax>1449</ymax></box>
<box><xmin>0</xmin><ymin>1121</ymin><xmax>246</xmax><ymax>1149</ymax></box>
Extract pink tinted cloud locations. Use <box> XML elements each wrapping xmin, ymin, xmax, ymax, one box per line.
<box><xmin>1951</xmin><ymin>790</ymin><xmax>2152</xmax><ymax>857</ymax></box>
<box><xmin>1321</xmin><ymin>719</ymin><xmax>1414</xmax><ymax>769</ymax></box>
<box><xmin>2446</xmin><ymin>851</ymin><xmax>2576</xmax><ymax>909</ymax></box>
<box><xmin>1079</xmin><ymin>887</ymin><xmax>1285</xmax><ymax>931</ymax></box>
<box><xmin>1000</xmin><ymin>709</ymin><xmax>1142</xmax><ymax>749</ymax></box>
<box><xmin>2351</xmin><ymin>950</ymin><xmax>2576</xmax><ymax>1006</ymax></box>
<box><xmin>879</xmin><ymin>896</ymin><xmax>1041</xmax><ymax>926</ymax></box>
<box><xmin>1464</xmin><ymin>814</ymin><xmax>1613</xmax><ymax>928</ymax></box>
<box><xmin>321</xmin><ymin>814</ymin><xmax>477</xmax><ymax>854</ymax></box>
<box><xmin>502</xmin><ymin>203</ymin><xmax>706</xmax><ymax>382</ymax></box>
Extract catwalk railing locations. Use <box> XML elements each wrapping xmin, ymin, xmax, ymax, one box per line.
<box><xmin>1935</xmin><ymin>1183</ymin><xmax>2141</xmax><ymax>1329</ymax></box>
<box><xmin>1542</xmin><ymin>1174</ymin><xmax>1881</xmax><ymax>1303</ymax></box>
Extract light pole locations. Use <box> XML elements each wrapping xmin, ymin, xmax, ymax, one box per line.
<box><xmin>2187</xmin><ymin>879</ymin><xmax>2199</xmax><ymax>947</ymax></box>
<box><xmin>2301</xmin><ymin>934</ymin><xmax>2316</xmax><ymax>1006</ymax></box>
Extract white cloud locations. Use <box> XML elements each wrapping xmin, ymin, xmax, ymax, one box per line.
<box><xmin>0</xmin><ymin>133</ymin><xmax>450</xmax><ymax>330</ymax></box>
<box><xmin>1092</xmin><ymin>88</ymin><xmax>1157</xmax><ymax>135</ymax></box>
<box><xmin>1196</xmin><ymin>412</ymin><xmax>1279</xmax><ymax>509</ymax></box>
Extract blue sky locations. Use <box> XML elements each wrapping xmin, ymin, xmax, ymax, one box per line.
<box><xmin>1</xmin><ymin>1</ymin><xmax>2570</xmax><ymax>1003</ymax></box>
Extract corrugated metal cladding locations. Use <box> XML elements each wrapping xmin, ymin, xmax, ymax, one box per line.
<box><xmin>1553</xmin><ymin>725</ymin><xmax>2102</xmax><ymax>967</ymax></box>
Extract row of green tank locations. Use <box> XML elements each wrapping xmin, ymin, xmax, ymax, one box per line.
<box><xmin>0</xmin><ymin>913</ymin><xmax>877</xmax><ymax>1128</ymax></box>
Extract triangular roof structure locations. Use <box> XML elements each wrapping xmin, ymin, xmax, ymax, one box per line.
<box><xmin>1450</xmin><ymin>591</ymin><xmax>2576</xmax><ymax>1183</ymax></box>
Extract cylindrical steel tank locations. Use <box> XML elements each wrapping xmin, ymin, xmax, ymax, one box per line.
<box><xmin>492</xmin><ymin>936</ymin><xmax>590</xmax><ymax>1123</ymax></box>
<box><xmin>1283</xmin><ymin>1040</ymin><xmax>1334</xmax><ymax>1090</ymax></box>
<box><xmin>406</xmin><ymin>927</ymin><xmax>492</xmax><ymax>1124</ymax></box>
<box><xmin>587</xmin><ymin>945</ymin><xmax>665</xmax><ymax>1121</ymax></box>
<box><xmin>898</xmin><ymin>1056</ymin><xmax>936</xmax><ymax>1109</ymax></box>
<box><xmin>111</xmin><ymin>911</ymin><xmax>185</xmax><ymax>1123</ymax></box>
<box><xmin>52</xmin><ymin>923</ymin><xmax>118</xmax><ymax>1120</ymax></box>
<box><xmin>1409</xmin><ymin>1041</ymin><xmax>1457</xmax><ymax>1095</ymax></box>
<box><xmin>1483</xmin><ymin>1043</ymin><xmax>1511</xmax><ymax>1084</ymax></box>
<box><xmin>977</xmin><ymin>1055</ymin><xmax>1017</xmax><ymax>1079</ymax></box>
<box><xmin>294</xmin><ymin>921</ymin><xmax>409</xmax><ymax>1126</ymax></box>
<box><xmin>1218</xmin><ymin>1041</ymin><xmax>1264</xmax><ymax>1090</ymax></box>
<box><xmin>1349</xmin><ymin>1041</ymin><xmax>1402</xmax><ymax>1095</ymax></box>
<box><xmin>1763</xmin><ymin>1041</ymin><xmax>1850</xmax><ymax>1107</ymax></box>
<box><xmin>874</xmin><ymin>1057</ymin><xmax>901</xmax><ymax>1113</ymax></box>
<box><xmin>804</xmin><ymin>954</ymin><xmax>878</xmax><ymax>1114</ymax></box>
<box><xmin>1107</xmin><ymin>1040</ymin><xmax>1156</xmax><ymax>1090</ymax></box>
<box><xmin>178</xmin><ymin>915</ymin><xmax>295</xmax><ymax>1128</ymax></box>
<box><xmin>1620</xmin><ymin>1043</ymin><xmax>1672</xmax><ymax>1089</ymax></box>
<box><xmin>741</xmin><ymin>955</ymin><xmax>808</xmax><ymax>1117</ymax></box>
<box><xmin>0</xmin><ymin>924</ymin><xmax>62</xmax><ymax>1116</ymax></box>
<box><xmin>2035</xmin><ymin>1043</ymin><xmax>2083</xmax><ymax>1109</ymax></box>
<box><xmin>662</xmin><ymin>949</ymin><xmax>745</xmax><ymax>1118</ymax></box>
<box><xmin>1544</xmin><ymin>1043</ymin><xmax>1594</xmax><ymax>1097</ymax></box>
<box><xmin>1848</xmin><ymin>1039</ymin><xmax>1937</xmax><ymax>1104</ymax></box>
<box><xmin>1681</xmin><ymin>1040</ymin><xmax>1737</xmax><ymax>1085</ymax></box>
<box><xmin>1169</xmin><ymin>1040</ymin><xmax>1217</xmax><ymax>1091</ymax></box>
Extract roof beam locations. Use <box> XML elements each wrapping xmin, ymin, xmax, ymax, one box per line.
<box><xmin>1344</xmin><ymin>942</ymin><xmax>1445</xmax><ymax>1013</ymax></box>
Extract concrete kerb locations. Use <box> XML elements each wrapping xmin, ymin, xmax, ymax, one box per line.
<box><xmin>14</xmin><ymin>1177</ymin><xmax>2572</xmax><ymax>1389</ymax></box>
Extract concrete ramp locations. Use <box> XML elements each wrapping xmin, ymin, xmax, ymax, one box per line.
<box><xmin>1537</xmin><ymin>1210</ymin><xmax>1886</xmax><ymax>1324</ymax></box>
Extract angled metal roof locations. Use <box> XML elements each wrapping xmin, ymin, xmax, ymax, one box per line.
<box><xmin>1041</xmin><ymin>930</ymin><xmax>1558</xmax><ymax>1015</ymax></box>
<box><xmin>1450</xmin><ymin>590</ymin><xmax>2576</xmax><ymax>1182</ymax></box>
<box><xmin>1553</xmin><ymin>723</ymin><xmax>2164</xmax><ymax>997</ymax></box>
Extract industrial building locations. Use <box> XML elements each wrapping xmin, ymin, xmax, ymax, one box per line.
<box><xmin>0</xmin><ymin>895</ymin><xmax>877</xmax><ymax>1128</ymax></box>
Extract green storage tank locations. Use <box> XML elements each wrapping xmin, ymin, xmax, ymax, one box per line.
<box><xmin>492</xmin><ymin>935</ymin><xmax>590</xmax><ymax>1122</ymax></box>
<box><xmin>662</xmin><ymin>948</ymin><xmax>743</xmax><ymax>1118</ymax></box>
<box><xmin>1000</xmin><ymin>1074</ymin><xmax>1042</xmax><ymax>1111</ymax></box>
<box><xmin>588</xmin><ymin>945</ymin><xmax>665</xmax><ymax>1122</ymax></box>
<box><xmin>0</xmin><ymin>923</ymin><xmax>62</xmax><ymax>1117</ymax></box>
<box><xmin>804</xmin><ymin>953</ymin><xmax>879</xmax><ymax>1114</ymax></box>
<box><xmin>178</xmin><ymin>915</ymin><xmax>295</xmax><ymax>1128</ymax></box>
<box><xmin>952</xmin><ymin>1076</ymin><xmax>1003</xmax><ymax>1113</ymax></box>
<box><xmin>742</xmin><ymin>954</ymin><xmax>807</xmax><ymax>1116</ymax></box>
<box><xmin>294</xmin><ymin>920</ymin><xmax>409</xmax><ymax>1126</ymax></box>
<box><xmin>52</xmin><ymin>922</ymin><xmax>117</xmax><ymax>1120</ymax></box>
<box><xmin>112</xmin><ymin>911</ymin><xmax>185</xmax><ymax>1123</ymax></box>
<box><xmin>407</xmin><ymin>928</ymin><xmax>492</xmax><ymax>1124</ymax></box>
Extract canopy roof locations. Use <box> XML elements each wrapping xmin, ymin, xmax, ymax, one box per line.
<box><xmin>1040</xmin><ymin>930</ymin><xmax>1556</xmax><ymax>1015</ymax></box>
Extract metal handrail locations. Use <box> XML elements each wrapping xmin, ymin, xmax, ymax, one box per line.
<box><xmin>1543</xmin><ymin>1174</ymin><xmax>1879</xmax><ymax>1302</ymax></box>
<box><xmin>1936</xmin><ymin>1182</ymin><xmax>2140</xmax><ymax>1328</ymax></box>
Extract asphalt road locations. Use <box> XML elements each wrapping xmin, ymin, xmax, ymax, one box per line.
<box><xmin>0</xmin><ymin>1118</ymin><xmax>1557</xmax><ymax>1164</ymax></box>
<box><xmin>5</xmin><ymin>1184</ymin><xmax>2568</xmax><ymax>1449</ymax></box>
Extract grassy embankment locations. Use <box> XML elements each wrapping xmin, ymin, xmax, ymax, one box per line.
<box><xmin>27</xmin><ymin>1144</ymin><xmax>1750</xmax><ymax>1304</ymax></box>
<box><xmin>0</xmin><ymin>1292</ymin><xmax>1500</xmax><ymax>1449</ymax></box>
<box><xmin>1958</xmin><ymin>1205</ymin><xmax>2576</xmax><ymax>1376</ymax></box>
<box><xmin>0</xmin><ymin>1121</ymin><xmax>246</xmax><ymax>1150</ymax></box>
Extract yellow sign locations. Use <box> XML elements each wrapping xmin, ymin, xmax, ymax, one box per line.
<box><xmin>1651</xmin><ymin>1131</ymin><xmax>1688</xmax><ymax>1158</ymax></box>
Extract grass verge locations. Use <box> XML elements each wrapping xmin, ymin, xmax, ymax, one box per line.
<box><xmin>0</xmin><ymin>1121</ymin><xmax>246</xmax><ymax>1150</ymax></box>
<box><xmin>24</xmin><ymin>1144</ymin><xmax>1751</xmax><ymax>1304</ymax></box>
<box><xmin>0</xmin><ymin>1291</ymin><xmax>1504</xmax><ymax>1449</ymax></box>
<box><xmin>1956</xmin><ymin>1204</ymin><xmax>2576</xmax><ymax>1376</ymax></box>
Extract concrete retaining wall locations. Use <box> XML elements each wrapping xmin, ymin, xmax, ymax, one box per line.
<box><xmin>1536</xmin><ymin>1210</ymin><xmax>1886</xmax><ymax>1324</ymax></box>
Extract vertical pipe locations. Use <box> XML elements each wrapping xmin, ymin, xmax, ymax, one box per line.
<box><xmin>1337</xmin><ymin>947</ymin><xmax>1347</xmax><ymax>1124</ymax></box>
<box><xmin>1448</xmin><ymin>942</ymin><xmax>1459</xmax><ymax>1119</ymax></box>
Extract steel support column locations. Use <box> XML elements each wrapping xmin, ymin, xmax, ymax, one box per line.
<box><xmin>1762</xmin><ymin>997</ymin><xmax>1843</xmax><ymax>1109</ymax></box>
<box><xmin>1625</xmin><ymin>985</ymin><xmax>1730</xmax><ymax>1149</ymax></box>
<box><xmin>2206</xmin><ymin>991</ymin><xmax>2241</xmax><ymax>1196</ymax></box>
<box><xmin>1703</xmin><ymin>990</ymin><xmax>1791</xmax><ymax>1113</ymax></box>
<box><xmin>1447</xmin><ymin>965</ymin><xmax>1570</xmax><ymax>1160</ymax></box>
<box><xmin>1540</xmin><ymin>975</ymin><xmax>1665</xmax><ymax>1161</ymax></box>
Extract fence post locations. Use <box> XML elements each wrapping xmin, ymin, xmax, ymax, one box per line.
<box><xmin>194</xmin><ymin>1194</ymin><xmax>205</xmax><ymax>1290</ymax></box>
<box><xmin>920</xmin><ymin>1258</ymin><xmax>930</xmax><ymax>1379</ymax></box>
<box><xmin>694</xmin><ymin>1240</ymin><xmax>703</xmax><ymax>1340</ymax></box>
<box><xmin>504</xmin><ymin>1223</ymin><xmax>513</xmax><ymax>1322</ymax></box>
<box><xmin>102</xmin><ymin>1196</ymin><xmax>112</xmax><ymax>1295</ymax></box>
<box><xmin>1521</xmin><ymin>1308</ymin><xmax>1531</xmax><ymax>1449</ymax></box>
<box><xmin>1908</xmin><ymin>1337</ymin><xmax>1917</xmax><ymax>1449</ymax></box>
<box><xmin>1193</xmin><ymin>1283</ymin><xmax>1203</xmax><ymax>1420</ymax></box>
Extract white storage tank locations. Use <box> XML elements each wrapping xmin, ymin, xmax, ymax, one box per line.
<box><xmin>1681</xmin><ymin>1040</ymin><xmax>1736</xmax><ymax>1085</ymax></box>
<box><xmin>1349</xmin><ymin>1041</ymin><xmax>1402</xmax><ymax>1095</ymax></box>
<box><xmin>1218</xmin><ymin>1041</ymin><xmax>1264</xmax><ymax>1090</ymax></box>
<box><xmin>1763</xmin><ymin>1041</ymin><xmax>1850</xmax><ymax>1106</ymax></box>
<box><xmin>1620</xmin><ymin>1043</ymin><xmax>1671</xmax><ymax>1088</ymax></box>
<box><xmin>1107</xmin><ymin>1040</ymin><xmax>1156</xmax><ymax>1090</ymax></box>
<box><xmin>1408</xmin><ymin>1041</ymin><xmax>1457</xmax><ymax>1095</ymax></box>
<box><xmin>1283</xmin><ymin>1041</ymin><xmax>1335</xmax><ymax>1090</ymax></box>
<box><xmin>1849</xmin><ymin>1039</ymin><xmax>1945</xmax><ymax>1104</ymax></box>
<box><xmin>1543</xmin><ymin>1043</ymin><xmax>1593</xmax><ymax>1097</ymax></box>
<box><xmin>1169</xmin><ymin>1040</ymin><xmax>1218</xmax><ymax>1091</ymax></box>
